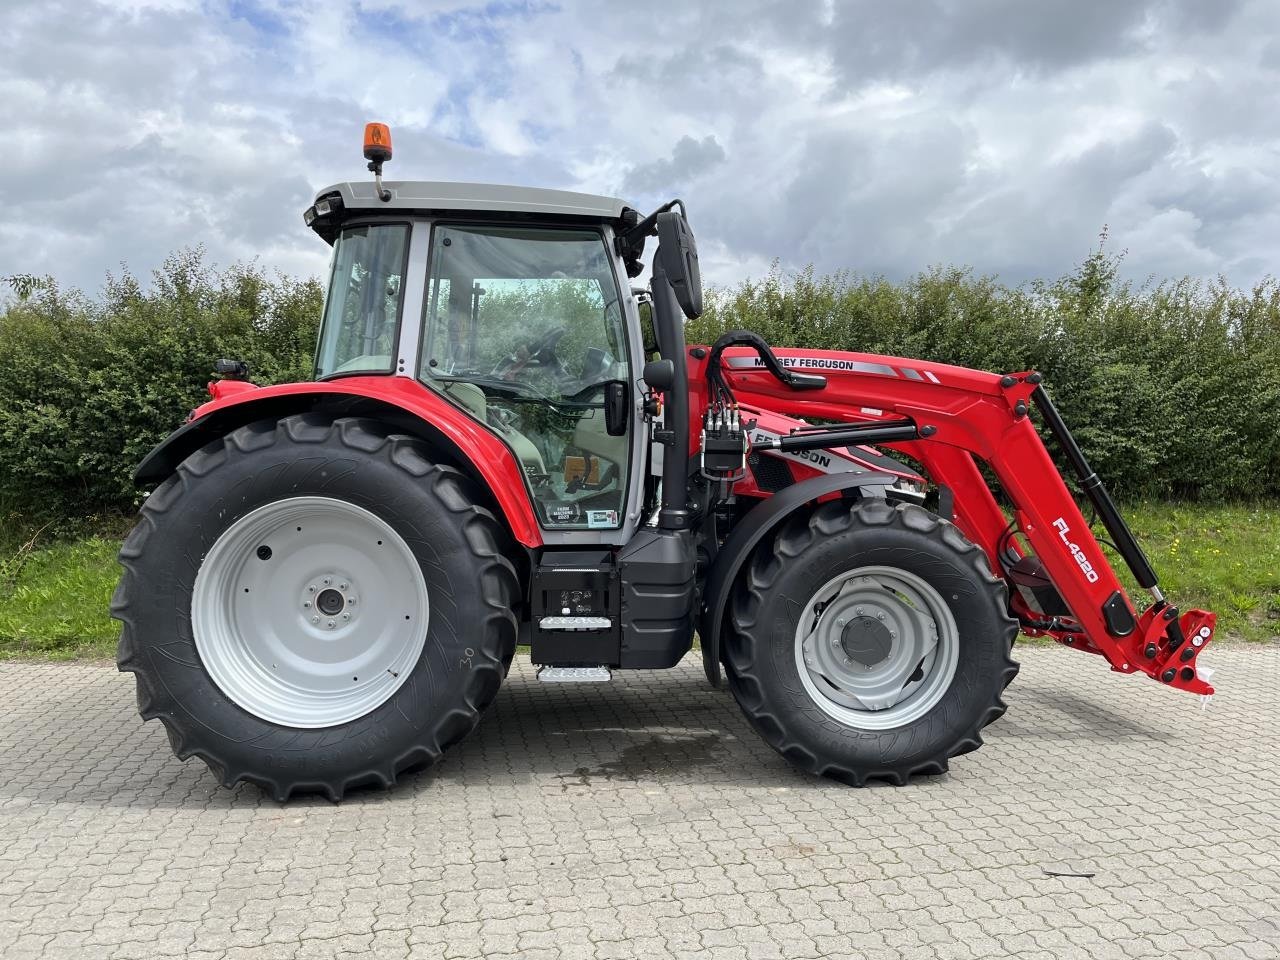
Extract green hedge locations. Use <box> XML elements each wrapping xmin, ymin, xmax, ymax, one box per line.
<box><xmin>0</xmin><ymin>250</ymin><xmax>322</xmax><ymax>522</ymax></box>
<box><xmin>687</xmin><ymin>250</ymin><xmax>1280</xmax><ymax>502</ymax></box>
<box><xmin>1</xmin><ymin>244</ymin><xmax>1277</xmax><ymax>524</ymax></box>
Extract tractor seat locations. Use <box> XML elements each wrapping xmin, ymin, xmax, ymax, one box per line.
<box><xmin>441</xmin><ymin>381</ymin><xmax>546</xmax><ymax>476</ymax></box>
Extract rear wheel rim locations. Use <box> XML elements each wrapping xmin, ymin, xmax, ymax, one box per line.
<box><xmin>192</xmin><ymin>496</ymin><xmax>429</xmax><ymax>728</ymax></box>
<box><xmin>793</xmin><ymin>565</ymin><xmax>959</xmax><ymax>731</ymax></box>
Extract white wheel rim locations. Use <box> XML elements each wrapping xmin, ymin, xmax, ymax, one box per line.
<box><xmin>192</xmin><ymin>496</ymin><xmax>429</xmax><ymax>728</ymax></box>
<box><xmin>793</xmin><ymin>565</ymin><xmax>959</xmax><ymax>731</ymax></box>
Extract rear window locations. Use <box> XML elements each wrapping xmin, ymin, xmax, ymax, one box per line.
<box><xmin>315</xmin><ymin>223</ymin><xmax>410</xmax><ymax>378</ymax></box>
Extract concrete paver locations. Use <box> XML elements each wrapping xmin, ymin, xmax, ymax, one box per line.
<box><xmin>0</xmin><ymin>646</ymin><xmax>1276</xmax><ymax>959</ymax></box>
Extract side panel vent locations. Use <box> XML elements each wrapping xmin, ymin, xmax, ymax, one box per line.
<box><xmin>747</xmin><ymin>451</ymin><xmax>794</xmax><ymax>492</ymax></box>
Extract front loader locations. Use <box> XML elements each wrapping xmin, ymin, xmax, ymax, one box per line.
<box><xmin>112</xmin><ymin>125</ymin><xmax>1217</xmax><ymax>800</ymax></box>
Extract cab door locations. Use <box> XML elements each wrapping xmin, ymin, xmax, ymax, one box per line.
<box><xmin>417</xmin><ymin>222</ymin><xmax>641</xmax><ymax>540</ymax></box>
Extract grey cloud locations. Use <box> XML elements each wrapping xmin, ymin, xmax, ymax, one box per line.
<box><xmin>611</xmin><ymin>43</ymin><xmax>768</xmax><ymax>103</ymax></box>
<box><xmin>623</xmin><ymin>135</ymin><xmax>727</xmax><ymax>196</ymax></box>
<box><xmin>828</xmin><ymin>0</ymin><xmax>1244</xmax><ymax>84</ymax></box>
<box><xmin>1065</xmin><ymin>123</ymin><xmax>1179</xmax><ymax>190</ymax></box>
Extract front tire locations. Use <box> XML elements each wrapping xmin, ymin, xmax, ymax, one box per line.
<box><xmin>724</xmin><ymin>498</ymin><xmax>1018</xmax><ymax>786</ymax></box>
<box><xmin>111</xmin><ymin>415</ymin><xmax>518</xmax><ymax>801</ymax></box>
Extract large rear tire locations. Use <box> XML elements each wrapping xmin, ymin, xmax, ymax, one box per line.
<box><xmin>724</xmin><ymin>498</ymin><xmax>1018</xmax><ymax>786</ymax></box>
<box><xmin>112</xmin><ymin>415</ymin><xmax>518</xmax><ymax>801</ymax></box>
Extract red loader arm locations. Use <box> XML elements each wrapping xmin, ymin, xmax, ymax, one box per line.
<box><xmin>694</xmin><ymin>346</ymin><xmax>1216</xmax><ymax>696</ymax></box>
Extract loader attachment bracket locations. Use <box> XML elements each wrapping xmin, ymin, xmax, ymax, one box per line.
<box><xmin>1132</xmin><ymin>605</ymin><xmax>1217</xmax><ymax>694</ymax></box>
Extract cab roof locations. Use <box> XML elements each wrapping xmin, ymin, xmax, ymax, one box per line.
<box><xmin>313</xmin><ymin>180</ymin><xmax>632</xmax><ymax>221</ymax></box>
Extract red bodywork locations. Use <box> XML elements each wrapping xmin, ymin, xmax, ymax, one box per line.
<box><xmin>201</xmin><ymin>344</ymin><xmax>1215</xmax><ymax>697</ymax></box>
<box><xmin>203</xmin><ymin>376</ymin><xmax>543</xmax><ymax>547</ymax></box>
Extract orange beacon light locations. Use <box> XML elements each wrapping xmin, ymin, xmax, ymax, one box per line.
<box><xmin>363</xmin><ymin>123</ymin><xmax>392</xmax><ymax>164</ymax></box>
<box><xmin>363</xmin><ymin>123</ymin><xmax>392</xmax><ymax>201</ymax></box>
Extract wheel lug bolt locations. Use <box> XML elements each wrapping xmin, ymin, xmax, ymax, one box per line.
<box><xmin>311</xmin><ymin>616</ymin><xmax>319</xmax><ymax>624</ymax></box>
<box><xmin>877</xmin><ymin>613</ymin><xmax>885</xmax><ymax>620</ymax></box>
<box><xmin>323</xmin><ymin>577</ymin><xmax>332</xmax><ymax>586</ymax></box>
<box><xmin>855</xmin><ymin>607</ymin><xmax>863</xmax><ymax>615</ymax></box>
<box><xmin>308</xmin><ymin>585</ymin><xmax>317</xmax><ymax>593</ymax></box>
<box><xmin>327</xmin><ymin>619</ymin><xmax>335</xmax><ymax>628</ymax></box>
<box><xmin>348</xmin><ymin>597</ymin><xmax>358</xmax><ymax>606</ymax></box>
<box><xmin>836</xmin><ymin>618</ymin><xmax>845</xmax><ymax>627</ymax></box>
<box><xmin>303</xmin><ymin>601</ymin><xmax>311</xmax><ymax>609</ymax></box>
<box><xmin>339</xmin><ymin>582</ymin><xmax>348</xmax><ymax>591</ymax></box>
<box><xmin>342</xmin><ymin>613</ymin><xmax>350</xmax><ymax>621</ymax></box>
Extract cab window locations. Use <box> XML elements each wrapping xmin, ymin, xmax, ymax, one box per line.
<box><xmin>315</xmin><ymin>223</ymin><xmax>409</xmax><ymax>378</ymax></box>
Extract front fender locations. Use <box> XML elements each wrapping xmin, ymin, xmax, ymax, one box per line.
<box><xmin>699</xmin><ymin>471</ymin><xmax>904</xmax><ymax>687</ymax></box>
<box><xmin>134</xmin><ymin>376</ymin><xmax>544</xmax><ymax>547</ymax></box>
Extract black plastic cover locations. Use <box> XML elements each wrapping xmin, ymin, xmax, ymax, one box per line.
<box><xmin>617</xmin><ymin>529</ymin><xmax>697</xmax><ymax>669</ymax></box>
<box><xmin>1008</xmin><ymin>555</ymin><xmax>1071</xmax><ymax>617</ymax></box>
<box><xmin>1101</xmin><ymin>590</ymin><xmax>1137</xmax><ymax>637</ymax></box>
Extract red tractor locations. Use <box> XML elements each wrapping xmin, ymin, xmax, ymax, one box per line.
<box><xmin>113</xmin><ymin>124</ymin><xmax>1217</xmax><ymax>800</ymax></box>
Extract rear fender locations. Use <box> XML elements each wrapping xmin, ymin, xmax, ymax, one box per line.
<box><xmin>134</xmin><ymin>377</ymin><xmax>543</xmax><ymax>547</ymax></box>
<box><xmin>699</xmin><ymin>471</ymin><xmax>904</xmax><ymax>687</ymax></box>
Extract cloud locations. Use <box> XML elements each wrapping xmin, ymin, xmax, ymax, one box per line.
<box><xmin>825</xmin><ymin>0</ymin><xmax>1246</xmax><ymax>84</ymax></box>
<box><xmin>623</xmin><ymin>135</ymin><xmax>727</xmax><ymax>196</ymax></box>
<box><xmin>1</xmin><ymin>0</ymin><xmax>1278</xmax><ymax>296</ymax></box>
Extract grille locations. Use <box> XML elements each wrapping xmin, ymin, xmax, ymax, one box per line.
<box><xmin>747</xmin><ymin>452</ymin><xmax>794</xmax><ymax>492</ymax></box>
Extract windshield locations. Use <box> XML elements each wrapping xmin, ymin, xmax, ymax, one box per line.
<box><xmin>421</xmin><ymin>224</ymin><xmax>631</xmax><ymax>531</ymax></box>
<box><xmin>315</xmin><ymin>223</ymin><xmax>410</xmax><ymax>378</ymax></box>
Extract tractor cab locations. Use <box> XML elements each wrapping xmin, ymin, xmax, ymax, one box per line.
<box><xmin>305</xmin><ymin>178</ymin><xmax>650</xmax><ymax>543</ymax></box>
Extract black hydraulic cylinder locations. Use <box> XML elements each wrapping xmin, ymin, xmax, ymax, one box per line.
<box><xmin>771</xmin><ymin>422</ymin><xmax>918</xmax><ymax>452</ymax></box>
<box><xmin>1031</xmin><ymin>386</ymin><xmax>1159</xmax><ymax>589</ymax></box>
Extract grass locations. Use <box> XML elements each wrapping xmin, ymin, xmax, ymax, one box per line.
<box><xmin>1115</xmin><ymin>501</ymin><xmax>1280</xmax><ymax>643</ymax></box>
<box><xmin>0</xmin><ymin>502</ymin><xmax>1275</xmax><ymax>661</ymax></box>
<box><xmin>0</xmin><ymin>537</ymin><xmax>123</xmax><ymax>659</ymax></box>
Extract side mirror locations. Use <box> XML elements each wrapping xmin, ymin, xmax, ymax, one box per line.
<box><xmin>643</xmin><ymin>359</ymin><xmax>676</xmax><ymax>392</ymax></box>
<box><xmin>604</xmin><ymin>380</ymin><xmax>628</xmax><ymax>436</ymax></box>
<box><xmin>656</xmin><ymin>210</ymin><xmax>703</xmax><ymax>320</ymax></box>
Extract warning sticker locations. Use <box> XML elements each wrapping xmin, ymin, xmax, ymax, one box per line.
<box><xmin>586</xmin><ymin>510</ymin><xmax>618</xmax><ymax>528</ymax></box>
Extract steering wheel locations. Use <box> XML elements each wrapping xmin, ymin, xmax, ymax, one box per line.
<box><xmin>493</xmin><ymin>326</ymin><xmax>568</xmax><ymax>381</ymax></box>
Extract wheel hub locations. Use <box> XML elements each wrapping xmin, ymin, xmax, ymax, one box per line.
<box><xmin>795</xmin><ymin>566</ymin><xmax>960</xmax><ymax>730</ymax></box>
<box><xmin>315</xmin><ymin>586</ymin><xmax>346</xmax><ymax>617</ymax></box>
<box><xmin>840</xmin><ymin>616</ymin><xmax>893</xmax><ymax>668</ymax></box>
<box><xmin>192</xmin><ymin>496</ymin><xmax>429</xmax><ymax>728</ymax></box>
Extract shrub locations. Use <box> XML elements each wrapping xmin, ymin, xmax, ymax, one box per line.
<box><xmin>686</xmin><ymin>248</ymin><xmax>1280</xmax><ymax>501</ymax></box>
<box><xmin>0</xmin><ymin>249</ymin><xmax>322</xmax><ymax>520</ymax></box>
<box><xmin>1</xmin><ymin>242</ymin><xmax>1276</xmax><ymax>522</ymax></box>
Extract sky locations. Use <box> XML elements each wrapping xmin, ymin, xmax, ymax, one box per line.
<box><xmin>3</xmin><ymin>0</ymin><xmax>1279</xmax><ymax>295</ymax></box>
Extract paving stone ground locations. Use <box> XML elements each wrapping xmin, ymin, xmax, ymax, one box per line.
<box><xmin>0</xmin><ymin>646</ymin><xmax>1276</xmax><ymax>960</ymax></box>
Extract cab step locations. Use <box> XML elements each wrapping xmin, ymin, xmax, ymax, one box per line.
<box><xmin>536</xmin><ymin>665</ymin><xmax>612</xmax><ymax>683</ymax></box>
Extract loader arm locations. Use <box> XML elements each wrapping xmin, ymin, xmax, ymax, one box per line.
<box><xmin>695</xmin><ymin>345</ymin><xmax>1216</xmax><ymax>696</ymax></box>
